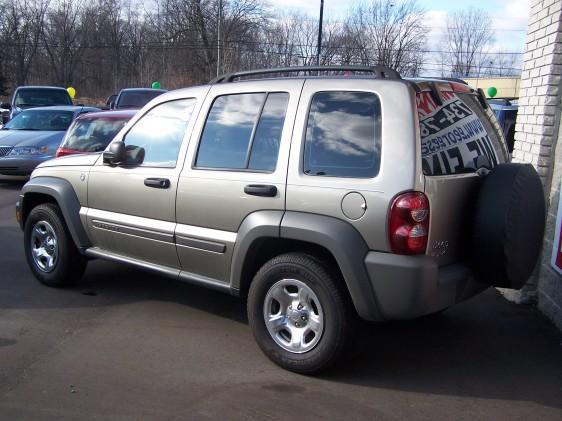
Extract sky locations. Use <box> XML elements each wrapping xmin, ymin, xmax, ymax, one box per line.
<box><xmin>266</xmin><ymin>0</ymin><xmax>531</xmax><ymax>73</ymax></box>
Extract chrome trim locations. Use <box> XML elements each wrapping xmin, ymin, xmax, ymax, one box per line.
<box><xmin>92</xmin><ymin>219</ymin><xmax>174</xmax><ymax>243</ymax></box>
<box><xmin>84</xmin><ymin>247</ymin><xmax>232</xmax><ymax>293</ymax></box>
<box><xmin>178</xmin><ymin>270</ymin><xmax>231</xmax><ymax>293</ymax></box>
<box><xmin>175</xmin><ymin>223</ymin><xmax>237</xmax><ymax>244</ymax></box>
<box><xmin>88</xmin><ymin>208</ymin><xmax>176</xmax><ymax>236</ymax></box>
<box><xmin>85</xmin><ymin>247</ymin><xmax>179</xmax><ymax>278</ymax></box>
<box><xmin>176</xmin><ymin>235</ymin><xmax>226</xmax><ymax>253</ymax></box>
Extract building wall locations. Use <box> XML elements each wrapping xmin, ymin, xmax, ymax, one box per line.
<box><xmin>511</xmin><ymin>0</ymin><xmax>562</xmax><ymax>329</ymax></box>
<box><xmin>464</xmin><ymin>77</ymin><xmax>521</xmax><ymax>98</ymax></box>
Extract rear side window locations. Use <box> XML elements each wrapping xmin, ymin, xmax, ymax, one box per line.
<box><xmin>417</xmin><ymin>90</ymin><xmax>505</xmax><ymax>176</ymax></box>
<box><xmin>195</xmin><ymin>92</ymin><xmax>289</xmax><ymax>171</ymax></box>
<box><xmin>304</xmin><ymin>91</ymin><xmax>381</xmax><ymax>178</ymax></box>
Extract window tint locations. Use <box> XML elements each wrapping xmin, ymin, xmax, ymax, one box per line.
<box><xmin>123</xmin><ymin>98</ymin><xmax>195</xmax><ymax>167</ymax></box>
<box><xmin>4</xmin><ymin>109</ymin><xmax>74</xmax><ymax>131</ymax></box>
<box><xmin>14</xmin><ymin>89</ymin><xmax>72</xmax><ymax>106</ymax></box>
<box><xmin>63</xmin><ymin>117</ymin><xmax>130</xmax><ymax>152</ymax></box>
<box><xmin>196</xmin><ymin>93</ymin><xmax>288</xmax><ymax>171</ymax></box>
<box><xmin>249</xmin><ymin>94</ymin><xmax>289</xmax><ymax>171</ymax></box>
<box><xmin>116</xmin><ymin>90</ymin><xmax>166</xmax><ymax>109</ymax></box>
<box><xmin>304</xmin><ymin>91</ymin><xmax>381</xmax><ymax>178</ymax></box>
<box><xmin>417</xmin><ymin>90</ymin><xmax>506</xmax><ymax>176</ymax></box>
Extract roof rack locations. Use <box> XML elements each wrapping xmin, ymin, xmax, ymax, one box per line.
<box><xmin>210</xmin><ymin>66</ymin><xmax>401</xmax><ymax>84</ymax></box>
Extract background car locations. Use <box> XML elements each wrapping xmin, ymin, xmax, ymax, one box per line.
<box><xmin>56</xmin><ymin>110</ymin><xmax>136</xmax><ymax>157</ymax></box>
<box><xmin>488</xmin><ymin>98</ymin><xmax>518</xmax><ymax>153</ymax></box>
<box><xmin>1</xmin><ymin>86</ymin><xmax>74</xmax><ymax>122</ymax></box>
<box><xmin>111</xmin><ymin>88</ymin><xmax>166</xmax><ymax>110</ymax></box>
<box><xmin>0</xmin><ymin>105</ymin><xmax>99</xmax><ymax>175</ymax></box>
<box><xmin>104</xmin><ymin>94</ymin><xmax>118</xmax><ymax>110</ymax></box>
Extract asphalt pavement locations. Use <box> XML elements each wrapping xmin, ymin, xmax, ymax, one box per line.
<box><xmin>0</xmin><ymin>178</ymin><xmax>561</xmax><ymax>420</ymax></box>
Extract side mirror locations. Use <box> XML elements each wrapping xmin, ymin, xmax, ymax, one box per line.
<box><xmin>109</xmin><ymin>101</ymin><xmax>116</xmax><ymax>110</ymax></box>
<box><xmin>103</xmin><ymin>141</ymin><xmax>126</xmax><ymax>165</ymax></box>
<box><xmin>1</xmin><ymin>103</ymin><xmax>11</xmax><ymax>110</ymax></box>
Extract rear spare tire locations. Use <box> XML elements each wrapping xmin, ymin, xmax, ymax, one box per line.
<box><xmin>472</xmin><ymin>163</ymin><xmax>545</xmax><ymax>289</ymax></box>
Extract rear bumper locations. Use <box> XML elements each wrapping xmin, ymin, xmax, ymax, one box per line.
<box><xmin>364</xmin><ymin>251</ymin><xmax>488</xmax><ymax>320</ymax></box>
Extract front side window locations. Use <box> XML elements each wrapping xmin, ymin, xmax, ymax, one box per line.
<box><xmin>123</xmin><ymin>98</ymin><xmax>195</xmax><ymax>167</ymax></box>
<box><xmin>304</xmin><ymin>91</ymin><xmax>382</xmax><ymax>178</ymax></box>
<box><xmin>195</xmin><ymin>92</ymin><xmax>289</xmax><ymax>171</ymax></box>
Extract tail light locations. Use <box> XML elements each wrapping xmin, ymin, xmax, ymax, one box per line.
<box><xmin>389</xmin><ymin>192</ymin><xmax>430</xmax><ymax>255</ymax></box>
<box><xmin>56</xmin><ymin>147</ymin><xmax>79</xmax><ymax>157</ymax></box>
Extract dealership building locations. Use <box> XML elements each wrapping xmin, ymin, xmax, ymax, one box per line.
<box><xmin>506</xmin><ymin>0</ymin><xmax>562</xmax><ymax>329</ymax></box>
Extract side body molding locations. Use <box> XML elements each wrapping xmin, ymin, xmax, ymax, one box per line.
<box><xmin>280</xmin><ymin>212</ymin><xmax>382</xmax><ymax>321</ymax></box>
<box><xmin>21</xmin><ymin>176</ymin><xmax>91</xmax><ymax>250</ymax></box>
<box><xmin>229</xmin><ymin>210</ymin><xmax>284</xmax><ymax>291</ymax></box>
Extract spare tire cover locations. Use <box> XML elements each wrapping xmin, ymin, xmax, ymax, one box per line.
<box><xmin>472</xmin><ymin>163</ymin><xmax>546</xmax><ymax>289</ymax></box>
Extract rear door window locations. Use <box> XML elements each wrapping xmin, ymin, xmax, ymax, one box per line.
<box><xmin>195</xmin><ymin>92</ymin><xmax>289</xmax><ymax>171</ymax></box>
<box><xmin>417</xmin><ymin>89</ymin><xmax>506</xmax><ymax>176</ymax></box>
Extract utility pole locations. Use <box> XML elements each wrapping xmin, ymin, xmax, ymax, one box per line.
<box><xmin>217</xmin><ymin>0</ymin><xmax>222</xmax><ymax>77</ymax></box>
<box><xmin>316</xmin><ymin>0</ymin><xmax>324</xmax><ymax>66</ymax></box>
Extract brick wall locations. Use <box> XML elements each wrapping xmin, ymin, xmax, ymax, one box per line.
<box><xmin>512</xmin><ymin>0</ymin><xmax>562</xmax><ymax>329</ymax></box>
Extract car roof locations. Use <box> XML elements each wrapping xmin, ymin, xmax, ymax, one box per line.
<box><xmin>119</xmin><ymin>88</ymin><xmax>167</xmax><ymax>93</ymax></box>
<box><xmin>15</xmin><ymin>86</ymin><xmax>69</xmax><ymax>91</ymax></box>
<box><xmin>75</xmin><ymin>109</ymin><xmax>137</xmax><ymax>120</ymax></box>
<box><xmin>19</xmin><ymin>105</ymin><xmax>100</xmax><ymax>112</ymax></box>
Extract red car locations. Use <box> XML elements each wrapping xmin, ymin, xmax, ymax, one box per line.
<box><xmin>56</xmin><ymin>110</ymin><xmax>136</xmax><ymax>157</ymax></box>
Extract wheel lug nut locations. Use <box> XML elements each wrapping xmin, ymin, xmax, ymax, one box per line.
<box><xmin>297</xmin><ymin>304</ymin><xmax>302</xmax><ymax>310</ymax></box>
<box><xmin>301</xmin><ymin>316</ymin><xmax>306</xmax><ymax>321</ymax></box>
<box><xmin>295</xmin><ymin>322</ymin><xmax>299</xmax><ymax>327</ymax></box>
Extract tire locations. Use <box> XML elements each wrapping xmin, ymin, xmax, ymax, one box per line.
<box><xmin>472</xmin><ymin>163</ymin><xmax>545</xmax><ymax>289</ymax></box>
<box><xmin>247</xmin><ymin>253</ymin><xmax>351</xmax><ymax>374</ymax></box>
<box><xmin>24</xmin><ymin>203</ymin><xmax>87</xmax><ymax>287</ymax></box>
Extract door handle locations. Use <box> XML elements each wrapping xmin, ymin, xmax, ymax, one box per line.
<box><xmin>144</xmin><ymin>178</ymin><xmax>170</xmax><ymax>189</ymax></box>
<box><xmin>244</xmin><ymin>184</ymin><xmax>277</xmax><ymax>197</ymax></box>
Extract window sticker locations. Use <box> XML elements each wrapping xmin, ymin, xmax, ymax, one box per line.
<box><xmin>417</xmin><ymin>91</ymin><xmax>498</xmax><ymax>175</ymax></box>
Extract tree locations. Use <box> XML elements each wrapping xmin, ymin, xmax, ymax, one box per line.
<box><xmin>344</xmin><ymin>0</ymin><xmax>427</xmax><ymax>76</ymax></box>
<box><xmin>442</xmin><ymin>8</ymin><xmax>494</xmax><ymax>78</ymax></box>
<box><xmin>0</xmin><ymin>0</ymin><xmax>49</xmax><ymax>86</ymax></box>
<box><xmin>42</xmin><ymin>0</ymin><xmax>87</xmax><ymax>87</ymax></box>
<box><xmin>484</xmin><ymin>49</ymin><xmax>521</xmax><ymax>77</ymax></box>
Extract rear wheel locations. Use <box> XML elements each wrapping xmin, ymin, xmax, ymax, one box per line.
<box><xmin>248</xmin><ymin>253</ymin><xmax>351</xmax><ymax>373</ymax></box>
<box><xmin>24</xmin><ymin>203</ymin><xmax>87</xmax><ymax>287</ymax></box>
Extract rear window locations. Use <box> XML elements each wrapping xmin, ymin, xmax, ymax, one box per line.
<box><xmin>14</xmin><ymin>89</ymin><xmax>72</xmax><ymax>107</ymax></box>
<box><xmin>304</xmin><ymin>91</ymin><xmax>381</xmax><ymax>178</ymax></box>
<box><xmin>417</xmin><ymin>90</ymin><xmax>506</xmax><ymax>176</ymax></box>
<box><xmin>62</xmin><ymin>117</ymin><xmax>130</xmax><ymax>152</ymax></box>
<box><xmin>116</xmin><ymin>91</ymin><xmax>165</xmax><ymax>109</ymax></box>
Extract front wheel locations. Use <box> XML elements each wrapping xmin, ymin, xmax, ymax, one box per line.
<box><xmin>247</xmin><ymin>253</ymin><xmax>351</xmax><ymax>373</ymax></box>
<box><xmin>24</xmin><ymin>203</ymin><xmax>87</xmax><ymax>287</ymax></box>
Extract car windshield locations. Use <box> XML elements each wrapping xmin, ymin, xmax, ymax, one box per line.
<box><xmin>116</xmin><ymin>91</ymin><xmax>164</xmax><ymax>109</ymax></box>
<box><xmin>62</xmin><ymin>117</ymin><xmax>130</xmax><ymax>152</ymax></box>
<box><xmin>4</xmin><ymin>110</ymin><xmax>75</xmax><ymax>131</ymax></box>
<box><xmin>14</xmin><ymin>89</ymin><xmax>72</xmax><ymax>107</ymax></box>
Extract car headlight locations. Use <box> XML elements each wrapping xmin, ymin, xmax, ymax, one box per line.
<box><xmin>8</xmin><ymin>146</ymin><xmax>49</xmax><ymax>156</ymax></box>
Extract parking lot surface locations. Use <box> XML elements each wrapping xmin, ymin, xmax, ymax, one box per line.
<box><xmin>0</xmin><ymin>178</ymin><xmax>561</xmax><ymax>420</ymax></box>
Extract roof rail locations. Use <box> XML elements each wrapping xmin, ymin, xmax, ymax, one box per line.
<box><xmin>210</xmin><ymin>66</ymin><xmax>401</xmax><ymax>84</ymax></box>
<box><xmin>438</xmin><ymin>77</ymin><xmax>468</xmax><ymax>85</ymax></box>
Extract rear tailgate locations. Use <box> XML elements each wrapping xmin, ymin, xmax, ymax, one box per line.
<box><xmin>415</xmin><ymin>81</ymin><xmax>509</xmax><ymax>266</ymax></box>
